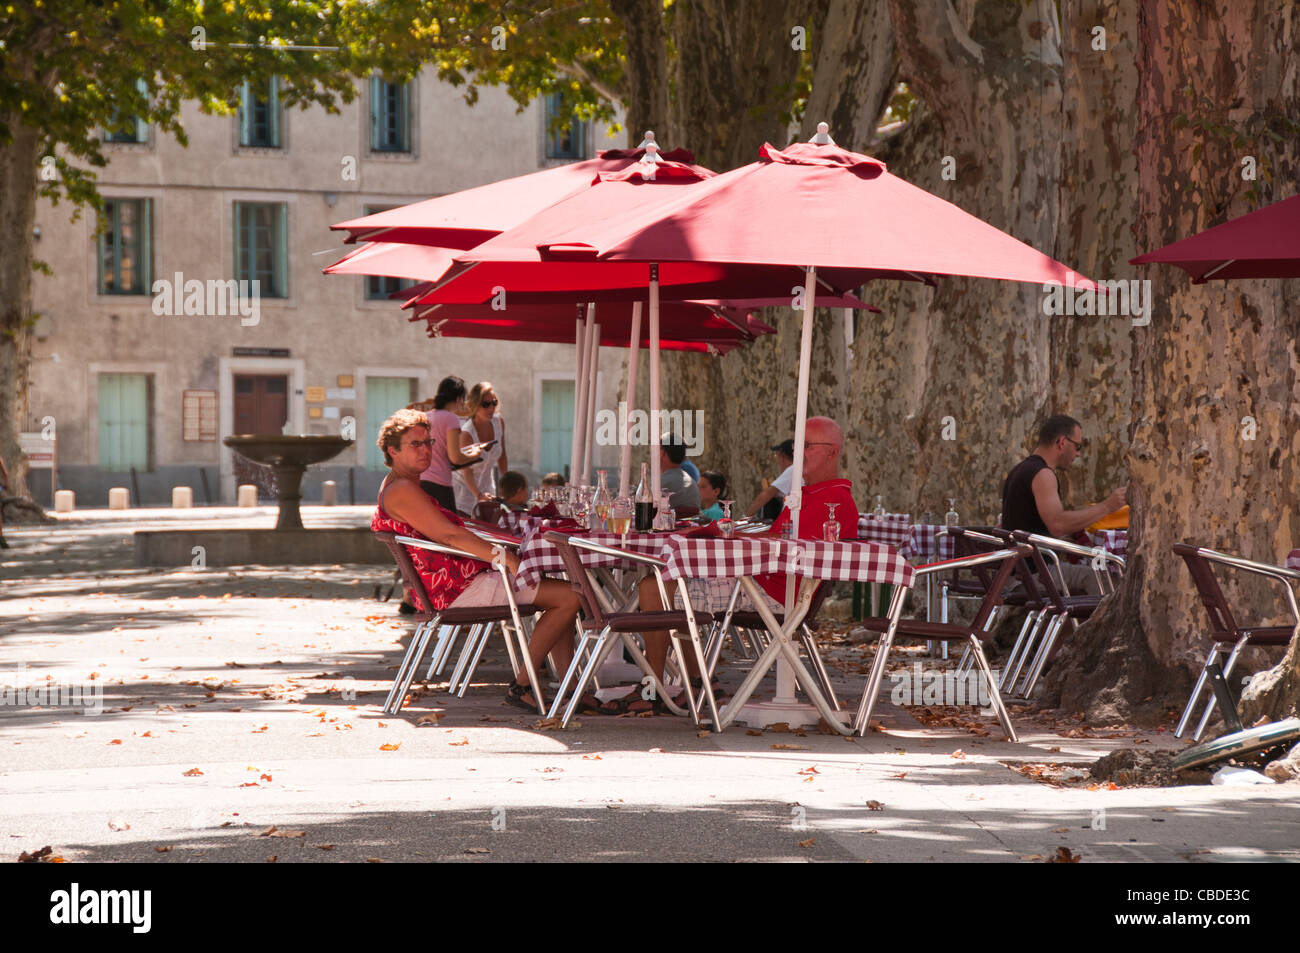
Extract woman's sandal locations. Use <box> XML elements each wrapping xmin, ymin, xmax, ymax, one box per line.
<box><xmin>598</xmin><ymin>688</ymin><xmax>667</xmax><ymax>716</ymax></box>
<box><xmin>504</xmin><ymin>681</ymin><xmax>542</xmax><ymax>712</ymax></box>
<box><xmin>673</xmin><ymin>677</ymin><xmax>727</xmax><ymax>709</ymax></box>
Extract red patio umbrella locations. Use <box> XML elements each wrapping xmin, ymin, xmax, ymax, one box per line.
<box><xmin>331</xmin><ymin>138</ymin><xmax>710</xmax><ymax>247</ymax></box>
<box><xmin>1130</xmin><ymin>194</ymin><xmax>1300</xmax><ymax>281</ymax></box>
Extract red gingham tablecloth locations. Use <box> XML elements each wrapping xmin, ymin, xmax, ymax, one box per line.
<box><xmin>856</xmin><ymin>514</ymin><xmax>911</xmax><ymax>551</ymax></box>
<box><xmin>659</xmin><ymin>536</ymin><xmax>915</xmax><ymax>588</ymax></box>
<box><xmin>1287</xmin><ymin>549</ymin><xmax>1300</xmax><ymax>571</ymax></box>
<box><xmin>1089</xmin><ymin>529</ymin><xmax>1128</xmax><ymax>558</ymax></box>
<box><xmin>514</xmin><ymin>528</ymin><xmax>673</xmax><ymax>588</ymax></box>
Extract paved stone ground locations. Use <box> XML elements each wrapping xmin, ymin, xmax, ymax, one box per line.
<box><xmin>2</xmin><ymin>507</ymin><xmax>1298</xmax><ymax>863</ymax></box>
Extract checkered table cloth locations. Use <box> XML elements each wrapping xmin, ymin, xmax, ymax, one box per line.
<box><xmin>514</xmin><ymin>528</ymin><xmax>673</xmax><ymax>588</ymax></box>
<box><xmin>906</xmin><ymin>524</ymin><xmax>955</xmax><ymax>564</ymax></box>
<box><xmin>1287</xmin><ymin>550</ymin><xmax>1300</xmax><ymax>571</ymax></box>
<box><xmin>660</xmin><ymin>536</ymin><xmax>915</xmax><ymax>589</ymax></box>
<box><xmin>1089</xmin><ymin>529</ymin><xmax>1128</xmax><ymax>558</ymax></box>
<box><xmin>856</xmin><ymin>514</ymin><xmax>911</xmax><ymax>551</ymax></box>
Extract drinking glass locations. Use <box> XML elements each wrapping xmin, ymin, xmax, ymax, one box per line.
<box><xmin>610</xmin><ymin>495</ymin><xmax>634</xmax><ymax>538</ymax></box>
<box><xmin>715</xmin><ymin>500</ymin><xmax>735</xmax><ymax>538</ymax></box>
<box><xmin>823</xmin><ymin>502</ymin><xmax>841</xmax><ymax>542</ymax></box>
<box><xmin>592</xmin><ymin>470</ymin><xmax>613</xmax><ymax>530</ymax></box>
<box><xmin>945</xmin><ymin>498</ymin><xmax>959</xmax><ymax>527</ymax></box>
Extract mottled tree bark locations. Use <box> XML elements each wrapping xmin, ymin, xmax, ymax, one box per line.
<box><xmin>0</xmin><ymin>117</ymin><xmax>41</xmax><ymax>504</ymax></box>
<box><xmin>1049</xmin><ymin>0</ymin><xmax>1300</xmax><ymax>724</ymax></box>
<box><xmin>607</xmin><ymin>0</ymin><xmax>670</xmax><ymax>146</ymax></box>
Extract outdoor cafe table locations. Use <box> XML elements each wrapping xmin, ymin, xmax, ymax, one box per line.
<box><xmin>1287</xmin><ymin>550</ymin><xmax>1300</xmax><ymax>571</ymax></box>
<box><xmin>658</xmin><ymin>535</ymin><xmax>915</xmax><ymax>733</ymax></box>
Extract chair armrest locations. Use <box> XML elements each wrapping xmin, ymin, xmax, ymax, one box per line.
<box><xmin>913</xmin><ymin>547</ymin><xmax>1023</xmax><ymax>579</ymax></box>
<box><xmin>394</xmin><ymin>534</ymin><xmax>491</xmax><ymax>564</ymax></box>
<box><xmin>1193</xmin><ymin>547</ymin><xmax>1300</xmax><ymax>624</ymax></box>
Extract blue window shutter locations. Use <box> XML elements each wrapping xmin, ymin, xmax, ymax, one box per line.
<box><xmin>369</xmin><ymin>75</ymin><xmax>380</xmax><ymax>149</ymax></box>
<box><xmin>400</xmin><ymin>81</ymin><xmax>410</xmax><ymax>150</ymax></box>
<box><xmin>275</xmin><ymin>203</ymin><xmax>288</xmax><ymax>297</ymax></box>
<box><xmin>268</xmin><ymin>76</ymin><xmax>280</xmax><ymax>147</ymax></box>
<box><xmin>141</xmin><ymin>198</ymin><xmax>152</xmax><ymax>291</ymax></box>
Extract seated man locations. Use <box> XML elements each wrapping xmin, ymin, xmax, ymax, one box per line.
<box><xmin>659</xmin><ymin>432</ymin><xmax>701</xmax><ymax>512</ymax></box>
<box><xmin>745</xmin><ymin>438</ymin><xmax>795</xmax><ymax>519</ymax></box>
<box><xmin>602</xmin><ymin>417</ymin><xmax>858</xmax><ymax>714</ymax></box>
<box><xmin>1001</xmin><ymin>414</ymin><xmax>1126</xmax><ymax>596</ymax></box>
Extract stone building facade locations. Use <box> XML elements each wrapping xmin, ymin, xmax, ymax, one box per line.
<box><xmin>27</xmin><ymin>72</ymin><xmax>623</xmax><ymax>507</ymax></box>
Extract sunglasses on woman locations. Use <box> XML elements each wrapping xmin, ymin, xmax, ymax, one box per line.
<box><xmin>481</xmin><ymin>399</ymin><xmax>498</xmax><ymax>407</ymax></box>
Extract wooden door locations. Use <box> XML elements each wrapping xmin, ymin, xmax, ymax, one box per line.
<box><xmin>232</xmin><ymin>374</ymin><xmax>288</xmax><ymax>499</ymax></box>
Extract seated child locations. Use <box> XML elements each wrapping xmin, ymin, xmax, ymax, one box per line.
<box><xmin>698</xmin><ymin>469</ymin><xmax>727</xmax><ymax>522</ymax></box>
<box><xmin>499</xmin><ymin>470</ymin><xmax>530</xmax><ymax>511</ymax></box>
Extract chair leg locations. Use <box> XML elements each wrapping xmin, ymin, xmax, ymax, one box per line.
<box><xmin>425</xmin><ymin>623</ymin><xmax>458</xmax><ymax>679</ymax></box>
<box><xmin>999</xmin><ymin>610</ymin><xmax>1041</xmax><ymax>691</ymax></box>
<box><xmin>446</xmin><ymin>623</ymin><xmax>485</xmax><ymax>695</ymax></box>
<box><xmin>968</xmin><ymin>635</ymin><xmax>1018</xmax><ymax>742</ymax></box>
<box><xmin>456</xmin><ymin>622</ymin><xmax>497</xmax><ymax>698</ymax></box>
<box><xmin>1175</xmin><ymin>645</ymin><xmax>1220</xmax><ymax>738</ymax></box>
<box><xmin>560</xmin><ymin>628</ymin><xmax>618</xmax><ymax>727</ymax></box>
<box><xmin>1018</xmin><ymin>614</ymin><xmax>1065</xmax><ymax>698</ymax></box>
<box><xmin>1007</xmin><ymin>611</ymin><xmax>1054</xmax><ymax>695</ymax></box>
<box><xmin>853</xmin><ymin>586</ymin><xmax>906</xmax><ymax>735</ymax></box>
<box><xmin>430</xmin><ymin>624</ymin><xmax>462</xmax><ymax>676</ymax></box>
<box><xmin>798</xmin><ymin>625</ymin><xmax>840</xmax><ymax>712</ymax></box>
<box><xmin>547</xmin><ymin>630</ymin><xmax>599</xmax><ymax>719</ymax></box>
<box><xmin>384</xmin><ymin>617</ymin><xmax>440</xmax><ymax>715</ymax></box>
<box><xmin>1192</xmin><ymin>639</ymin><xmax>1248</xmax><ymax>741</ymax></box>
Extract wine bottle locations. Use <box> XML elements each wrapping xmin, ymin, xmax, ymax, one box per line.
<box><xmin>635</xmin><ymin>462</ymin><xmax>655</xmax><ymax>531</ymax></box>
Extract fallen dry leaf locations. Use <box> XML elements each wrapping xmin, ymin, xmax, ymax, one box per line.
<box><xmin>865</xmin><ymin>800</ymin><xmax>885</xmax><ymax>811</ymax></box>
<box><xmin>108</xmin><ymin>739</ymin><xmax>122</xmax><ymax>745</ymax></box>
<box><xmin>768</xmin><ymin>722</ymin><xmax>791</xmax><ymax>733</ymax></box>
<box><xmin>315</xmin><ymin>844</ymin><xmax>335</xmax><ymax>851</ymax></box>
<box><xmin>798</xmin><ymin>766</ymin><xmax>820</xmax><ymax>775</ymax></box>
<box><xmin>533</xmin><ymin>717</ymin><xmax>563</xmax><ymax>731</ymax></box>
<box><xmin>696</xmin><ymin>730</ymin><xmax>710</xmax><ymax>738</ymax></box>
<box><xmin>416</xmin><ymin>714</ymin><xmax>443</xmax><ymax>726</ymax></box>
<box><xmin>771</xmin><ymin>743</ymin><xmax>807</xmax><ymax>750</ymax></box>
<box><xmin>1047</xmin><ymin>846</ymin><xmax>1081</xmax><ymax>863</ymax></box>
<box><xmin>154</xmin><ymin>846</ymin><xmax>172</xmax><ymax>853</ymax></box>
<box><xmin>259</xmin><ymin>774</ymin><xmax>273</xmax><ymax>782</ymax></box>
<box><xmin>464</xmin><ymin>847</ymin><xmax>491</xmax><ymax>855</ymax></box>
<box><xmin>1052</xmin><ymin>827</ymin><xmax>1069</xmax><ymax>834</ymax></box>
<box><xmin>797</xmin><ymin>838</ymin><xmax>816</xmax><ymax>848</ymax></box>
<box><xmin>745</xmin><ymin>729</ymin><xmax>763</xmax><ymax>736</ymax></box>
<box><xmin>950</xmin><ymin>749</ymin><xmax>966</xmax><ymax>760</ymax></box>
<box><xmin>448</xmin><ymin>738</ymin><xmax>469</xmax><ymax>746</ymax></box>
<box><xmin>581</xmin><ymin>754</ymin><xmax>602</xmax><ymax>760</ymax></box>
<box><xmin>182</xmin><ymin>768</ymin><xmax>204</xmax><ymax>777</ymax></box>
<box><xmin>891</xmin><ymin>772</ymin><xmax>908</xmax><ymax>780</ymax></box>
<box><xmin>379</xmin><ymin>743</ymin><xmax>401</xmax><ymax>751</ymax></box>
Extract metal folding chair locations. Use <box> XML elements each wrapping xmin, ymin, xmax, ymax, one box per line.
<box><xmin>544</xmin><ymin>532</ymin><xmax>719</xmax><ymax>729</ymax></box>
<box><xmin>1005</xmin><ymin>532</ymin><xmax>1122</xmax><ymax>699</ymax></box>
<box><xmin>1172</xmin><ymin>544</ymin><xmax>1299</xmax><ymax>740</ymax></box>
<box><xmin>853</xmin><ymin>544</ymin><xmax>1030</xmax><ymax>741</ymax></box>
<box><xmin>374</xmin><ymin>532</ymin><xmax>541</xmax><ymax>715</ymax></box>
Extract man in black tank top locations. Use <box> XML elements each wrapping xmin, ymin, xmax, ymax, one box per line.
<box><xmin>1001</xmin><ymin>414</ymin><xmax>1127</xmax><ymax>595</ymax></box>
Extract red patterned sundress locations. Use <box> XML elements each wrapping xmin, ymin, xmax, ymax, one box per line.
<box><xmin>371</xmin><ymin>495</ymin><xmax>484</xmax><ymax>611</ymax></box>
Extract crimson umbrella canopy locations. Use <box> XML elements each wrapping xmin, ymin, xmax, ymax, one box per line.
<box><xmin>1130</xmin><ymin>194</ymin><xmax>1300</xmax><ymax>282</ymax></box>
<box><xmin>324</xmin><ymin>241</ymin><xmax>457</xmax><ymax>281</ymax></box>
<box><xmin>331</xmin><ymin>143</ymin><xmax>710</xmax><ymax>247</ymax></box>
<box><xmin>416</xmin><ymin>300</ymin><xmax>774</xmax><ymax>354</ymax></box>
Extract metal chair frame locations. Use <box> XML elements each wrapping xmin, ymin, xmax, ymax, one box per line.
<box><xmin>853</xmin><ymin>545</ymin><xmax>1029</xmax><ymax>741</ymax></box>
<box><xmin>1172</xmin><ymin>544</ymin><xmax>1300</xmax><ymax>740</ymax></box>
<box><xmin>544</xmin><ymin>532</ymin><xmax>720</xmax><ymax>730</ymax></box>
<box><xmin>377</xmin><ymin>532</ymin><xmax>542</xmax><ymax>716</ymax></box>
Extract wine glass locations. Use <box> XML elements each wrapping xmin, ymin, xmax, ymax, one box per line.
<box><xmin>823</xmin><ymin>502</ymin><xmax>841</xmax><ymax>542</ymax></box>
<box><xmin>716</xmin><ymin>500</ymin><xmax>735</xmax><ymax>538</ymax></box>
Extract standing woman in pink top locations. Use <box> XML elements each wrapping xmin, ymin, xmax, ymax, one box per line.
<box><xmin>420</xmin><ymin>376</ymin><xmax>480</xmax><ymax>512</ymax></box>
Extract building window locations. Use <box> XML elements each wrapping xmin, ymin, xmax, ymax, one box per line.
<box><xmin>363</xmin><ymin>205</ymin><xmax>417</xmax><ymax>300</ymax></box>
<box><xmin>369</xmin><ymin>76</ymin><xmax>411</xmax><ymax>153</ymax></box>
<box><xmin>365</xmin><ymin>377</ymin><xmax>417</xmax><ymax>469</ymax></box>
<box><xmin>104</xmin><ymin>78</ymin><xmax>150</xmax><ymax>144</ymax></box>
<box><xmin>239</xmin><ymin>77</ymin><xmax>280</xmax><ymax>148</ymax></box>
<box><xmin>540</xmin><ymin>378</ymin><xmax>576</xmax><ymax>477</ymax></box>
<box><xmin>98</xmin><ymin>198</ymin><xmax>152</xmax><ymax>295</ymax></box>
<box><xmin>544</xmin><ymin>94</ymin><xmax>587</xmax><ymax>160</ymax></box>
<box><xmin>98</xmin><ymin>373</ymin><xmax>151</xmax><ymax>471</ymax></box>
<box><xmin>234</xmin><ymin>202</ymin><xmax>288</xmax><ymax>298</ymax></box>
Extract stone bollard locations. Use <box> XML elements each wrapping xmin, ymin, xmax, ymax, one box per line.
<box><xmin>321</xmin><ymin>480</ymin><xmax>337</xmax><ymax>506</ymax></box>
<box><xmin>172</xmin><ymin>486</ymin><xmax>193</xmax><ymax>508</ymax></box>
<box><xmin>54</xmin><ymin>489</ymin><xmax>75</xmax><ymax>513</ymax></box>
<box><xmin>108</xmin><ymin>487</ymin><xmax>130</xmax><ymax>510</ymax></box>
<box><xmin>237</xmin><ymin>484</ymin><xmax>258</xmax><ymax>507</ymax></box>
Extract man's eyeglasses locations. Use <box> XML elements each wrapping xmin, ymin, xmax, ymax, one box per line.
<box><xmin>481</xmin><ymin>399</ymin><xmax>498</xmax><ymax>407</ymax></box>
<box><xmin>1062</xmin><ymin>436</ymin><xmax>1087</xmax><ymax>452</ymax></box>
<box><xmin>403</xmin><ymin>439</ymin><xmax>434</xmax><ymax>450</ymax></box>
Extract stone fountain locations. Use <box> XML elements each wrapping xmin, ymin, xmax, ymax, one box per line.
<box><xmin>224</xmin><ymin>434</ymin><xmax>353</xmax><ymax>530</ymax></box>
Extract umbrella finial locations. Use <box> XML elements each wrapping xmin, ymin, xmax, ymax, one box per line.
<box><xmin>638</xmin><ymin>141</ymin><xmax>660</xmax><ymax>180</ymax></box>
<box><xmin>809</xmin><ymin>121</ymin><xmax>835</xmax><ymax>145</ymax></box>
<box><xmin>637</xmin><ymin>130</ymin><xmax>657</xmax><ymax>149</ymax></box>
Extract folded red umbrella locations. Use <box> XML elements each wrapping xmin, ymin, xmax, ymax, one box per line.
<box><xmin>1130</xmin><ymin>194</ymin><xmax>1300</xmax><ymax>282</ymax></box>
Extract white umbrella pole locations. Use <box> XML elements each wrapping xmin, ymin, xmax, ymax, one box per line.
<box><xmin>772</xmin><ymin>264</ymin><xmax>818</xmax><ymax>707</ymax></box>
<box><xmin>570</xmin><ymin>311</ymin><xmax>590</xmax><ymax>484</ymax></box>
<box><xmin>619</xmin><ymin>301</ymin><xmax>643</xmax><ymax>497</ymax></box>
<box><xmin>649</xmin><ymin>265</ymin><xmax>662</xmax><ymax>505</ymax></box>
<box><xmin>583</xmin><ymin>306</ymin><xmax>600</xmax><ymax>485</ymax></box>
